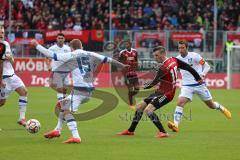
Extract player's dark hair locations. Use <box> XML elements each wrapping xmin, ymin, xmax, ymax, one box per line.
<box><xmin>69</xmin><ymin>39</ymin><xmax>82</xmax><ymax>50</ymax></box>
<box><xmin>57</xmin><ymin>33</ymin><xmax>65</xmax><ymax>37</ymax></box>
<box><xmin>178</xmin><ymin>40</ymin><xmax>188</xmax><ymax>48</ymax></box>
<box><xmin>152</xmin><ymin>46</ymin><xmax>166</xmax><ymax>54</ymax></box>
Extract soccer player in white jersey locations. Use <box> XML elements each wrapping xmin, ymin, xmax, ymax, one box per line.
<box><xmin>31</xmin><ymin>39</ymin><xmax>127</xmax><ymax>143</ymax></box>
<box><xmin>168</xmin><ymin>40</ymin><xmax>232</xmax><ymax>132</ymax></box>
<box><xmin>0</xmin><ymin>26</ymin><xmax>28</xmax><ymax>126</ymax></box>
<box><xmin>48</xmin><ymin>33</ymin><xmax>71</xmax><ymax>101</ymax></box>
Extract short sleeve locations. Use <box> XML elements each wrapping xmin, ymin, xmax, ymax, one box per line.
<box><xmin>195</xmin><ymin>53</ymin><xmax>205</xmax><ymax>65</ymax></box>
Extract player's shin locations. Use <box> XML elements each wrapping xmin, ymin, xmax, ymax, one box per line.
<box><xmin>174</xmin><ymin>106</ymin><xmax>183</xmax><ymax>127</ymax></box>
<box><xmin>213</xmin><ymin>102</ymin><xmax>224</xmax><ymax>111</ymax></box>
<box><xmin>18</xmin><ymin>96</ymin><xmax>27</xmax><ymax>120</ymax></box>
<box><xmin>64</xmin><ymin>113</ymin><xmax>80</xmax><ymax>139</ymax></box>
<box><xmin>54</xmin><ymin>109</ymin><xmax>64</xmax><ymax>132</ymax></box>
<box><xmin>147</xmin><ymin>112</ymin><xmax>166</xmax><ymax>133</ymax></box>
<box><xmin>128</xmin><ymin>109</ymin><xmax>143</xmax><ymax>132</ymax></box>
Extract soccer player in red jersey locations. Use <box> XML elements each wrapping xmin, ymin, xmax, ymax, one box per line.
<box><xmin>118</xmin><ymin>40</ymin><xmax>139</xmax><ymax>108</ymax></box>
<box><xmin>118</xmin><ymin>46</ymin><xmax>203</xmax><ymax>138</ymax></box>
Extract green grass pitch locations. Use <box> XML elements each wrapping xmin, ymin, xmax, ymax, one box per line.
<box><xmin>0</xmin><ymin>87</ymin><xmax>239</xmax><ymax>160</ymax></box>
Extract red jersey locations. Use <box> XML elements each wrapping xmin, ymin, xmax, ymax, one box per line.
<box><xmin>149</xmin><ymin>57</ymin><xmax>201</xmax><ymax>101</ymax></box>
<box><xmin>157</xmin><ymin>57</ymin><xmax>178</xmax><ymax>100</ymax></box>
<box><xmin>119</xmin><ymin>48</ymin><xmax>138</xmax><ymax>77</ymax></box>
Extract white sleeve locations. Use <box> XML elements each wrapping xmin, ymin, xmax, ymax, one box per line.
<box><xmin>89</xmin><ymin>52</ymin><xmax>110</xmax><ymax>63</ymax></box>
<box><xmin>36</xmin><ymin>45</ymin><xmax>74</xmax><ymax>62</ymax></box>
<box><xmin>202</xmin><ymin>61</ymin><xmax>211</xmax><ymax>76</ymax></box>
<box><xmin>5</xmin><ymin>42</ymin><xmax>12</xmax><ymax>54</ymax></box>
<box><xmin>36</xmin><ymin>45</ymin><xmax>54</xmax><ymax>58</ymax></box>
<box><xmin>195</xmin><ymin>53</ymin><xmax>204</xmax><ymax>64</ymax></box>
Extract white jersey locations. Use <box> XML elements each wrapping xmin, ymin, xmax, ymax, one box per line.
<box><xmin>48</xmin><ymin>44</ymin><xmax>71</xmax><ymax>71</ymax></box>
<box><xmin>1</xmin><ymin>41</ymin><xmax>15</xmax><ymax>75</ymax></box>
<box><xmin>55</xmin><ymin>49</ymin><xmax>109</xmax><ymax>88</ymax></box>
<box><xmin>176</xmin><ymin>52</ymin><xmax>205</xmax><ymax>85</ymax></box>
<box><xmin>35</xmin><ymin>45</ymin><xmax>110</xmax><ymax>88</ymax></box>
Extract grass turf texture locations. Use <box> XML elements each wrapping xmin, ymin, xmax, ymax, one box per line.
<box><xmin>0</xmin><ymin>87</ymin><xmax>239</xmax><ymax>160</ymax></box>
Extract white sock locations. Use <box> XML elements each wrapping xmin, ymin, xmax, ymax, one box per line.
<box><xmin>57</xmin><ymin>93</ymin><xmax>64</xmax><ymax>101</ymax></box>
<box><xmin>213</xmin><ymin>102</ymin><xmax>225</xmax><ymax>112</ymax></box>
<box><xmin>19</xmin><ymin>96</ymin><xmax>27</xmax><ymax>120</ymax></box>
<box><xmin>174</xmin><ymin>106</ymin><xmax>183</xmax><ymax>127</ymax></box>
<box><xmin>54</xmin><ymin>110</ymin><xmax>64</xmax><ymax>132</ymax></box>
<box><xmin>65</xmin><ymin>113</ymin><xmax>80</xmax><ymax>139</ymax></box>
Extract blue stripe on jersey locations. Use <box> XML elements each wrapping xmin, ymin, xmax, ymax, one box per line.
<box><xmin>76</xmin><ymin>57</ymin><xmax>84</xmax><ymax>74</ymax></box>
<box><xmin>19</xmin><ymin>99</ymin><xmax>27</xmax><ymax>103</ymax></box>
<box><xmin>73</xmin><ymin>86</ymin><xmax>95</xmax><ymax>92</ymax></box>
<box><xmin>66</xmin><ymin>119</ymin><xmax>76</xmax><ymax>123</ymax></box>
<box><xmin>103</xmin><ymin>57</ymin><xmax>108</xmax><ymax>63</ymax></box>
<box><xmin>3</xmin><ymin>74</ymin><xmax>14</xmax><ymax>79</ymax></box>
<box><xmin>182</xmin><ymin>82</ymin><xmax>205</xmax><ymax>87</ymax></box>
<box><xmin>53</xmin><ymin>53</ymin><xmax>58</xmax><ymax>61</ymax></box>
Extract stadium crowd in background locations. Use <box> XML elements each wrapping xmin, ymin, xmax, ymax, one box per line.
<box><xmin>0</xmin><ymin>0</ymin><xmax>239</xmax><ymax>31</ymax></box>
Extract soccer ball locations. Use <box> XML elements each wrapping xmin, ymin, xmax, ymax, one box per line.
<box><xmin>25</xmin><ymin>119</ymin><xmax>41</xmax><ymax>133</ymax></box>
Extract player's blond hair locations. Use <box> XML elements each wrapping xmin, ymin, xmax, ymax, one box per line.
<box><xmin>69</xmin><ymin>39</ymin><xmax>82</xmax><ymax>50</ymax></box>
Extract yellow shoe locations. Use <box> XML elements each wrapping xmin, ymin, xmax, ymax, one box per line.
<box><xmin>167</xmin><ymin>121</ymin><xmax>179</xmax><ymax>132</ymax></box>
<box><xmin>222</xmin><ymin>107</ymin><xmax>232</xmax><ymax>119</ymax></box>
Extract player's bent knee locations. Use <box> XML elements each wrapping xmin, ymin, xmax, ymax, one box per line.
<box><xmin>136</xmin><ymin>102</ymin><xmax>146</xmax><ymax>111</ymax></box>
<box><xmin>177</xmin><ymin>98</ymin><xmax>189</xmax><ymax>107</ymax></box>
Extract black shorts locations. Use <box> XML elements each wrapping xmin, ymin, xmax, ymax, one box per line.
<box><xmin>143</xmin><ymin>92</ymin><xmax>170</xmax><ymax>110</ymax></box>
<box><xmin>125</xmin><ymin>75</ymin><xmax>139</xmax><ymax>90</ymax></box>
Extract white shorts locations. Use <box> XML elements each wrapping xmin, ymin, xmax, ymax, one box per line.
<box><xmin>60</xmin><ymin>89</ymin><xmax>92</xmax><ymax>112</ymax></box>
<box><xmin>179</xmin><ymin>83</ymin><xmax>212</xmax><ymax>101</ymax></box>
<box><xmin>0</xmin><ymin>74</ymin><xmax>25</xmax><ymax>99</ymax></box>
<box><xmin>50</xmin><ymin>72</ymin><xmax>71</xmax><ymax>89</ymax></box>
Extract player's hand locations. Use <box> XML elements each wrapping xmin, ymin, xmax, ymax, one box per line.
<box><xmin>198</xmin><ymin>79</ymin><xmax>204</xmax><ymax>84</ymax></box>
<box><xmin>30</xmin><ymin>39</ymin><xmax>39</xmax><ymax>47</ymax></box>
<box><xmin>143</xmin><ymin>81</ymin><xmax>153</xmax><ymax>89</ymax></box>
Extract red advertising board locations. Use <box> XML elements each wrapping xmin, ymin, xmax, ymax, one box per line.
<box><xmin>45</xmin><ymin>30</ymin><xmax>90</xmax><ymax>43</ymax></box>
<box><xmin>13</xmin><ymin>58</ymin><xmax>240</xmax><ymax>88</ymax></box>
<box><xmin>135</xmin><ymin>32</ymin><xmax>165</xmax><ymax>48</ymax></box>
<box><xmin>171</xmin><ymin>32</ymin><xmax>203</xmax><ymax>41</ymax></box>
<box><xmin>227</xmin><ymin>32</ymin><xmax>240</xmax><ymax>43</ymax></box>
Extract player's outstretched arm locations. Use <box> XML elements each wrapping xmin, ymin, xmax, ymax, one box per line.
<box><xmin>177</xmin><ymin>58</ymin><xmax>202</xmax><ymax>83</ymax></box>
<box><xmin>89</xmin><ymin>51</ymin><xmax>129</xmax><ymax>69</ymax></box>
<box><xmin>31</xmin><ymin>39</ymin><xmax>54</xmax><ymax>58</ymax></box>
<box><xmin>144</xmin><ymin>69</ymin><xmax>164</xmax><ymax>89</ymax></box>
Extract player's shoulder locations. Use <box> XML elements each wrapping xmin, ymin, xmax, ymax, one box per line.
<box><xmin>176</xmin><ymin>54</ymin><xmax>181</xmax><ymax>59</ymax></box>
<box><xmin>48</xmin><ymin>44</ymin><xmax>57</xmax><ymax>50</ymax></box>
<box><xmin>188</xmin><ymin>52</ymin><xmax>200</xmax><ymax>57</ymax></box>
<box><xmin>131</xmin><ymin>48</ymin><xmax>137</xmax><ymax>52</ymax></box>
<box><xmin>119</xmin><ymin>49</ymin><xmax>126</xmax><ymax>54</ymax></box>
<box><xmin>1</xmin><ymin>40</ymin><xmax>10</xmax><ymax>47</ymax></box>
<box><xmin>63</xmin><ymin>44</ymin><xmax>71</xmax><ymax>50</ymax></box>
